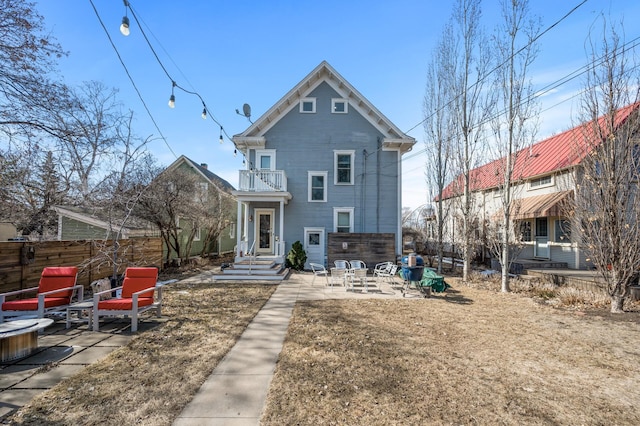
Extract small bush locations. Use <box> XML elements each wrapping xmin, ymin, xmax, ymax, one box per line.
<box><xmin>286</xmin><ymin>241</ymin><xmax>307</xmax><ymax>271</ymax></box>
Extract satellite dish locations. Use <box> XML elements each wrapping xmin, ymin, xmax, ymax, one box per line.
<box><xmin>242</xmin><ymin>103</ymin><xmax>251</xmax><ymax>118</ymax></box>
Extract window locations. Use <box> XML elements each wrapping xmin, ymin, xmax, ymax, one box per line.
<box><xmin>333</xmin><ymin>208</ymin><xmax>354</xmax><ymax>233</ymax></box>
<box><xmin>555</xmin><ymin>219</ymin><xmax>571</xmax><ymax>243</ymax></box>
<box><xmin>334</xmin><ymin>150</ymin><xmax>355</xmax><ymax>185</ymax></box>
<box><xmin>256</xmin><ymin>150</ymin><xmax>275</xmax><ymax>170</ymax></box>
<box><xmin>300</xmin><ymin>97</ymin><xmax>316</xmax><ymax>113</ymax></box>
<box><xmin>229</xmin><ymin>222</ymin><xmax>236</xmax><ymax>238</ymax></box>
<box><xmin>529</xmin><ymin>175</ymin><xmax>553</xmax><ymax>189</ymax></box>
<box><xmin>195</xmin><ymin>182</ymin><xmax>208</xmax><ymax>202</ymax></box>
<box><xmin>535</xmin><ymin>217</ymin><xmax>548</xmax><ymax>237</ymax></box>
<box><xmin>519</xmin><ymin>220</ymin><xmax>532</xmax><ymax>242</ymax></box>
<box><xmin>331</xmin><ymin>98</ymin><xmax>348</xmax><ymax>114</ymax></box>
<box><xmin>193</xmin><ymin>225</ymin><xmax>201</xmax><ymax>241</ymax></box>
<box><xmin>308</xmin><ymin>171</ymin><xmax>327</xmax><ymax>202</ymax></box>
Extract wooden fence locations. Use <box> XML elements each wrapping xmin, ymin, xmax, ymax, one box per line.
<box><xmin>327</xmin><ymin>233</ymin><xmax>396</xmax><ymax>270</ymax></box>
<box><xmin>0</xmin><ymin>238</ymin><xmax>163</xmax><ymax>294</ymax></box>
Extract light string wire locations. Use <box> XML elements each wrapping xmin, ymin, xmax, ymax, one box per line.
<box><xmin>125</xmin><ymin>1</ymin><xmax>237</xmax><ymax>145</ymax></box>
<box><xmin>88</xmin><ymin>0</ymin><xmax>177</xmax><ymax>158</ymax></box>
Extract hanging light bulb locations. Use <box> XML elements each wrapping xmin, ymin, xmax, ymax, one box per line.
<box><xmin>219</xmin><ymin>127</ymin><xmax>223</xmax><ymax>144</ymax></box>
<box><xmin>242</xmin><ymin>158</ymin><xmax>246</xmax><ymax>166</ymax></box>
<box><xmin>168</xmin><ymin>81</ymin><xmax>176</xmax><ymax>108</ymax></box>
<box><xmin>234</xmin><ymin>149</ymin><xmax>237</xmax><ymax>157</ymax></box>
<box><xmin>120</xmin><ymin>16</ymin><xmax>130</xmax><ymax>36</ymax></box>
<box><xmin>120</xmin><ymin>1</ymin><xmax>130</xmax><ymax>36</ymax></box>
<box><xmin>201</xmin><ymin>107</ymin><xmax>207</xmax><ymax>120</ymax></box>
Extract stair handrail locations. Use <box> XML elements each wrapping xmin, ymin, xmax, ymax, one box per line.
<box><xmin>247</xmin><ymin>239</ymin><xmax>256</xmax><ymax>275</ymax></box>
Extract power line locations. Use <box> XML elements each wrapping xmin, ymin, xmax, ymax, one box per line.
<box><xmin>404</xmin><ymin>0</ymin><xmax>589</xmax><ymax>135</ymax></box>
<box><xmin>88</xmin><ymin>0</ymin><xmax>177</xmax><ymax>159</ymax></box>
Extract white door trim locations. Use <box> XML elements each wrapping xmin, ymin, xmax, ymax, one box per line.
<box><xmin>304</xmin><ymin>227</ymin><xmax>325</xmax><ymax>269</ymax></box>
<box><xmin>255</xmin><ymin>208</ymin><xmax>275</xmax><ymax>254</ymax></box>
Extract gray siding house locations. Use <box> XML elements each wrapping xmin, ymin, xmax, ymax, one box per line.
<box><xmin>232</xmin><ymin>61</ymin><xmax>415</xmax><ymax>268</ymax></box>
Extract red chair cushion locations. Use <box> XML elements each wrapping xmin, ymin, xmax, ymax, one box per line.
<box><xmin>38</xmin><ymin>266</ymin><xmax>78</xmax><ymax>299</ymax></box>
<box><xmin>97</xmin><ymin>297</ymin><xmax>154</xmax><ymax>310</ymax></box>
<box><xmin>2</xmin><ymin>297</ymin><xmax>71</xmax><ymax>311</ymax></box>
<box><xmin>121</xmin><ymin>267</ymin><xmax>157</xmax><ymax>299</ymax></box>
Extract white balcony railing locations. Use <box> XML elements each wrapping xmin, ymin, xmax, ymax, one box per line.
<box><xmin>238</xmin><ymin>170</ymin><xmax>287</xmax><ymax>192</ymax></box>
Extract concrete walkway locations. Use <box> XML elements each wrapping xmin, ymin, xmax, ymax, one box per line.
<box><xmin>173</xmin><ymin>272</ymin><xmax>409</xmax><ymax>425</ymax></box>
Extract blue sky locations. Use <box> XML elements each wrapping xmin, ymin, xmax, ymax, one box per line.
<box><xmin>34</xmin><ymin>0</ymin><xmax>640</xmax><ymax>212</ymax></box>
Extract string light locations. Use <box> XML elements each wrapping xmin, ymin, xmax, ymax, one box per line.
<box><xmin>120</xmin><ymin>1</ymin><xmax>130</xmax><ymax>36</ymax></box>
<box><xmin>168</xmin><ymin>81</ymin><xmax>176</xmax><ymax>108</ymax></box>
<box><xmin>233</xmin><ymin>149</ymin><xmax>237</xmax><ymax>157</ymax></box>
<box><xmin>119</xmin><ymin>1</ymin><xmax>246</xmax><ymax>161</ymax></box>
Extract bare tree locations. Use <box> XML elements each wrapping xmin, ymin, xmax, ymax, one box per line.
<box><xmin>449</xmin><ymin>0</ymin><xmax>494</xmax><ymax>282</ymax></box>
<box><xmin>0</xmin><ymin>0</ymin><xmax>69</xmax><ymax>139</ymax></box>
<box><xmin>488</xmin><ymin>0</ymin><xmax>540</xmax><ymax>292</ymax></box>
<box><xmin>424</xmin><ymin>22</ymin><xmax>456</xmax><ymax>274</ymax></box>
<box><xmin>572</xmin><ymin>23</ymin><xmax>640</xmax><ymax>313</ymax></box>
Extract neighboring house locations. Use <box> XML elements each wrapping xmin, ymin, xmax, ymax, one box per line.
<box><xmin>231</xmin><ymin>61</ymin><xmax>415</xmax><ymax>268</ymax></box>
<box><xmin>161</xmin><ymin>156</ymin><xmax>237</xmax><ymax>260</ymax></box>
<box><xmin>52</xmin><ymin>205</ymin><xmax>159</xmax><ymax>240</ymax></box>
<box><xmin>438</xmin><ymin>103</ymin><xmax>639</xmax><ymax>270</ymax></box>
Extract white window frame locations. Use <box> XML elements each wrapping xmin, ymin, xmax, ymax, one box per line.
<box><xmin>334</xmin><ymin>150</ymin><xmax>355</xmax><ymax>185</ymax></box>
<box><xmin>193</xmin><ymin>224</ymin><xmax>201</xmax><ymax>241</ymax></box>
<box><xmin>229</xmin><ymin>222</ymin><xmax>236</xmax><ymax>239</ymax></box>
<box><xmin>333</xmin><ymin>207</ymin><xmax>354</xmax><ymax>233</ymax></box>
<box><xmin>256</xmin><ymin>149</ymin><xmax>276</xmax><ymax>170</ymax></box>
<box><xmin>308</xmin><ymin>171</ymin><xmax>328</xmax><ymax>202</ymax></box>
<box><xmin>331</xmin><ymin>98</ymin><xmax>348</xmax><ymax>114</ymax></box>
<box><xmin>529</xmin><ymin>175</ymin><xmax>553</xmax><ymax>190</ymax></box>
<box><xmin>299</xmin><ymin>97</ymin><xmax>316</xmax><ymax>113</ymax></box>
<box><xmin>196</xmin><ymin>182</ymin><xmax>208</xmax><ymax>202</ymax></box>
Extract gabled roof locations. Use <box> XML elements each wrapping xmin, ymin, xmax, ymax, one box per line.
<box><xmin>440</xmin><ymin>103</ymin><xmax>640</xmax><ymax>200</ymax></box>
<box><xmin>233</xmin><ymin>61</ymin><xmax>415</xmax><ymax>154</ymax></box>
<box><xmin>165</xmin><ymin>155</ymin><xmax>235</xmax><ymax>193</ymax></box>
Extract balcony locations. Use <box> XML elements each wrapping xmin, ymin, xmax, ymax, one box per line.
<box><xmin>238</xmin><ymin>170</ymin><xmax>287</xmax><ymax>192</ymax></box>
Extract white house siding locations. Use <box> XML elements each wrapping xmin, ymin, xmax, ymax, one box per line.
<box><xmin>439</xmin><ymin>169</ymin><xmax>585</xmax><ymax>269</ymax></box>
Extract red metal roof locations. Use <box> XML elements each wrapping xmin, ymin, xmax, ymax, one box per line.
<box><xmin>439</xmin><ymin>103</ymin><xmax>639</xmax><ymax>200</ymax></box>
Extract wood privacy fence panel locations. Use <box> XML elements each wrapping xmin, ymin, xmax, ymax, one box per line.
<box><xmin>0</xmin><ymin>238</ymin><xmax>163</xmax><ymax>294</ymax></box>
<box><xmin>327</xmin><ymin>233</ymin><xmax>396</xmax><ymax>270</ymax></box>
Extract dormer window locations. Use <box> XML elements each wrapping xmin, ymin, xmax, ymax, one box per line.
<box><xmin>332</xmin><ymin>98</ymin><xmax>348</xmax><ymax>114</ymax></box>
<box><xmin>300</xmin><ymin>98</ymin><xmax>316</xmax><ymax>113</ymax></box>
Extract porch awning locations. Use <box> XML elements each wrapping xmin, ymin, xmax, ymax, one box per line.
<box><xmin>511</xmin><ymin>190</ymin><xmax>572</xmax><ymax>220</ymax></box>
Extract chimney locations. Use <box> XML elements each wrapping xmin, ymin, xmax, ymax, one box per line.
<box><xmin>200</xmin><ymin>163</ymin><xmax>208</xmax><ymax>169</ymax></box>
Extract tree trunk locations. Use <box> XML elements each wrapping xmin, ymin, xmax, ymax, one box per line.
<box><xmin>610</xmin><ymin>294</ymin><xmax>624</xmax><ymax>313</ymax></box>
<box><xmin>501</xmin><ymin>242</ymin><xmax>510</xmax><ymax>293</ymax></box>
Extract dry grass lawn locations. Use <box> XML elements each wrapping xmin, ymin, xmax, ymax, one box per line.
<box><xmin>6</xmin><ymin>271</ymin><xmax>640</xmax><ymax>425</ymax></box>
<box><xmin>7</xmin><ymin>281</ymin><xmax>276</xmax><ymax>425</ymax></box>
<box><xmin>261</xmin><ymin>280</ymin><xmax>640</xmax><ymax>425</ymax></box>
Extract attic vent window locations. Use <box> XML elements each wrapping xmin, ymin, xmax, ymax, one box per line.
<box><xmin>332</xmin><ymin>98</ymin><xmax>348</xmax><ymax>114</ymax></box>
<box><xmin>300</xmin><ymin>98</ymin><xmax>316</xmax><ymax>113</ymax></box>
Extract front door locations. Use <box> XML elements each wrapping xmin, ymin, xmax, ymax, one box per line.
<box><xmin>304</xmin><ymin>228</ymin><xmax>325</xmax><ymax>269</ymax></box>
<box><xmin>255</xmin><ymin>209</ymin><xmax>274</xmax><ymax>255</ymax></box>
<box><xmin>534</xmin><ymin>217</ymin><xmax>549</xmax><ymax>259</ymax></box>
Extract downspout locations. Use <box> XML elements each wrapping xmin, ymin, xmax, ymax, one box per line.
<box><xmin>362</xmin><ymin>149</ymin><xmax>367</xmax><ymax>232</ymax></box>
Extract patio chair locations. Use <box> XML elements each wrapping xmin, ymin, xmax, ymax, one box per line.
<box><xmin>92</xmin><ymin>267</ymin><xmax>161</xmax><ymax>332</ymax></box>
<box><xmin>374</xmin><ymin>262</ymin><xmax>399</xmax><ymax>287</ymax></box>
<box><xmin>0</xmin><ymin>266</ymin><xmax>82</xmax><ymax>322</ymax></box>
<box><xmin>309</xmin><ymin>263</ymin><xmax>329</xmax><ymax>286</ymax></box>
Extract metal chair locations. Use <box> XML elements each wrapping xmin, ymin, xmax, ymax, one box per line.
<box><xmin>309</xmin><ymin>263</ymin><xmax>329</xmax><ymax>286</ymax></box>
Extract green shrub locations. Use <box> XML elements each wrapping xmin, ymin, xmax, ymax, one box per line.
<box><xmin>286</xmin><ymin>241</ymin><xmax>307</xmax><ymax>271</ymax></box>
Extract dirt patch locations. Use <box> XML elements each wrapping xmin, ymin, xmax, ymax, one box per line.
<box><xmin>262</xmin><ymin>281</ymin><xmax>640</xmax><ymax>425</ymax></box>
